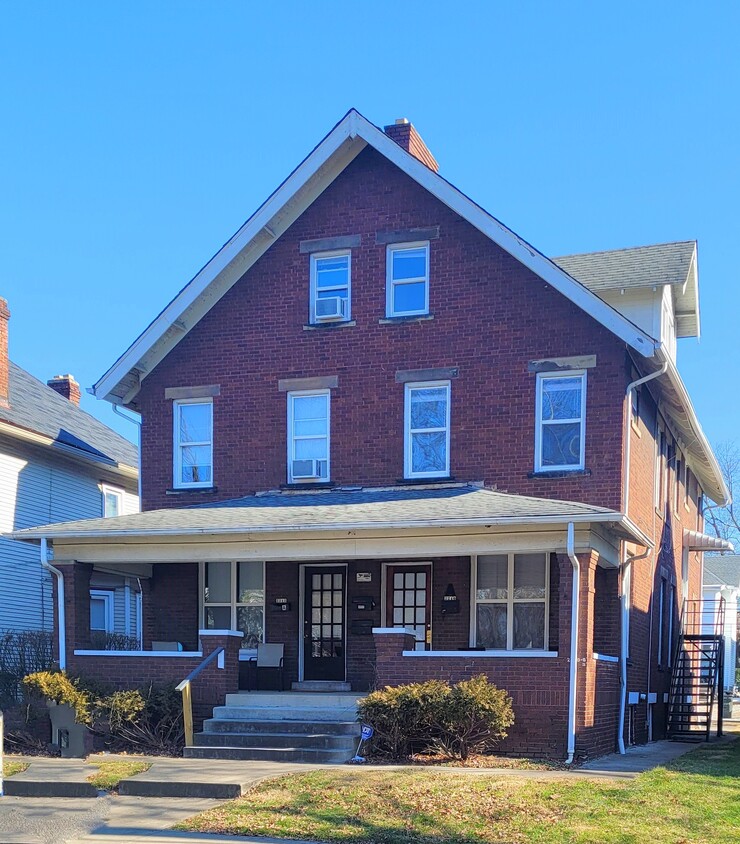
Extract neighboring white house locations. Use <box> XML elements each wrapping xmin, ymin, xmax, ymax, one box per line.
<box><xmin>703</xmin><ymin>555</ymin><xmax>740</xmax><ymax>692</ymax></box>
<box><xmin>0</xmin><ymin>298</ymin><xmax>139</xmax><ymax>639</ymax></box>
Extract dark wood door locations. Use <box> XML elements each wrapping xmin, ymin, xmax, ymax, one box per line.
<box><xmin>385</xmin><ymin>564</ymin><xmax>432</xmax><ymax>651</ymax></box>
<box><xmin>303</xmin><ymin>566</ymin><xmax>346</xmax><ymax>681</ymax></box>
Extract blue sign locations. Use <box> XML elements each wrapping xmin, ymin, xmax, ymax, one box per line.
<box><xmin>361</xmin><ymin>724</ymin><xmax>374</xmax><ymax>741</ymax></box>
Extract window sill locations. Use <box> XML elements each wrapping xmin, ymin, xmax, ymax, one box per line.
<box><xmin>303</xmin><ymin>320</ymin><xmax>356</xmax><ymax>331</ymax></box>
<box><xmin>402</xmin><ymin>649</ymin><xmax>559</xmax><ymax>658</ymax></box>
<box><xmin>631</xmin><ymin>420</ymin><xmax>642</xmax><ymax>438</ymax></box>
<box><xmin>396</xmin><ymin>476</ymin><xmax>456</xmax><ymax>485</ymax></box>
<box><xmin>280</xmin><ymin>481</ymin><xmax>336</xmax><ymax>491</ymax></box>
<box><xmin>166</xmin><ymin>486</ymin><xmax>219</xmax><ymax>495</ymax></box>
<box><xmin>379</xmin><ymin>314</ymin><xmax>434</xmax><ymax>325</ymax></box>
<box><xmin>528</xmin><ymin>469</ymin><xmax>591</xmax><ymax>479</ymax></box>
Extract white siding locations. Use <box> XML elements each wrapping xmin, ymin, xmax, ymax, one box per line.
<box><xmin>0</xmin><ymin>436</ymin><xmax>138</xmax><ymax>633</ymax></box>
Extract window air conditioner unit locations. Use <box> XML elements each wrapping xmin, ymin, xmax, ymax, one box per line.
<box><xmin>292</xmin><ymin>459</ymin><xmax>325</xmax><ymax>480</ymax></box>
<box><xmin>315</xmin><ymin>296</ymin><xmax>346</xmax><ymax>321</ymax></box>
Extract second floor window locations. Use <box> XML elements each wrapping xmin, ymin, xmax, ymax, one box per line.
<box><xmin>102</xmin><ymin>485</ymin><xmax>123</xmax><ymax>517</ymax></box>
<box><xmin>386</xmin><ymin>242</ymin><xmax>430</xmax><ymax>317</ymax></box>
<box><xmin>535</xmin><ymin>371</ymin><xmax>586</xmax><ymax>472</ymax></box>
<box><xmin>404</xmin><ymin>381</ymin><xmax>450</xmax><ymax>478</ymax></box>
<box><xmin>310</xmin><ymin>252</ymin><xmax>350</xmax><ymax>323</ymax></box>
<box><xmin>288</xmin><ymin>390</ymin><xmax>330</xmax><ymax>483</ymax></box>
<box><xmin>174</xmin><ymin>399</ymin><xmax>213</xmax><ymax>488</ymax></box>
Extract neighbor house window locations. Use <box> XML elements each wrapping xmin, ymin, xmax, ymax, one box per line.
<box><xmin>535</xmin><ymin>371</ymin><xmax>586</xmax><ymax>471</ymax></box>
<box><xmin>404</xmin><ymin>381</ymin><xmax>450</xmax><ymax>478</ymax></box>
<box><xmin>288</xmin><ymin>390</ymin><xmax>330</xmax><ymax>483</ymax></box>
<box><xmin>173</xmin><ymin>399</ymin><xmax>213</xmax><ymax>488</ymax></box>
<box><xmin>386</xmin><ymin>242</ymin><xmax>430</xmax><ymax>317</ymax></box>
<box><xmin>310</xmin><ymin>251</ymin><xmax>351</xmax><ymax>324</ymax></box>
<box><xmin>90</xmin><ymin>590</ymin><xmax>114</xmax><ymax>634</ymax></box>
<box><xmin>473</xmin><ymin>553</ymin><xmax>549</xmax><ymax>650</ymax></box>
<box><xmin>102</xmin><ymin>485</ymin><xmax>123</xmax><ymax>518</ymax></box>
<box><xmin>201</xmin><ymin>561</ymin><xmax>265</xmax><ymax>650</ymax></box>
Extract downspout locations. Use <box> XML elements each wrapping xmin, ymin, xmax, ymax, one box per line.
<box><xmin>565</xmin><ymin>522</ymin><xmax>579</xmax><ymax>766</ymax></box>
<box><xmin>618</xmin><ymin>545</ymin><xmax>651</xmax><ymax>754</ymax></box>
<box><xmin>40</xmin><ymin>538</ymin><xmax>65</xmax><ymax>671</ymax></box>
<box><xmin>112</xmin><ymin>403</ymin><xmax>142</xmax><ymax>504</ymax></box>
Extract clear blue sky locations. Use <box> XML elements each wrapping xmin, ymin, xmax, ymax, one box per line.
<box><xmin>2</xmin><ymin>1</ymin><xmax>739</xmax><ymax>448</ymax></box>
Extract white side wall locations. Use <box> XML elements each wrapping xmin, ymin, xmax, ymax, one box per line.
<box><xmin>0</xmin><ymin>435</ymin><xmax>138</xmax><ymax>633</ymax></box>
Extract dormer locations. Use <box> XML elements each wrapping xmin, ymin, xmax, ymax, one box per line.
<box><xmin>554</xmin><ymin>241</ymin><xmax>699</xmax><ymax>363</ymax></box>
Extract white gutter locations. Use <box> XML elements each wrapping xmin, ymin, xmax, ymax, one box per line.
<box><xmin>623</xmin><ymin>362</ymin><xmax>668</xmax><ymax>515</ymax></box>
<box><xmin>565</xmin><ymin>522</ymin><xmax>579</xmax><ymax>765</ymax></box>
<box><xmin>112</xmin><ymin>403</ymin><xmax>142</xmax><ymax>504</ymax></box>
<box><xmin>40</xmin><ymin>538</ymin><xmax>65</xmax><ymax>671</ymax></box>
<box><xmin>617</xmin><ymin>544</ymin><xmax>651</xmax><ymax>754</ymax></box>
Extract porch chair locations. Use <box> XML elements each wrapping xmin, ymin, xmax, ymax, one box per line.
<box><xmin>245</xmin><ymin>643</ymin><xmax>285</xmax><ymax>691</ymax></box>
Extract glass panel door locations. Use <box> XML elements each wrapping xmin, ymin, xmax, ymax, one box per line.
<box><xmin>302</xmin><ymin>566</ymin><xmax>346</xmax><ymax>681</ymax></box>
<box><xmin>385</xmin><ymin>565</ymin><xmax>432</xmax><ymax>651</ymax></box>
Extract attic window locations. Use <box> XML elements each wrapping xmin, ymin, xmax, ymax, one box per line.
<box><xmin>386</xmin><ymin>242</ymin><xmax>430</xmax><ymax>317</ymax></box>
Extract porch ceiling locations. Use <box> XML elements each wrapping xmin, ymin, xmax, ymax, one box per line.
<box><xmin>9</xmin><ymin>483</ymin><xmax>648</xmax><ymax>549</ymax></box>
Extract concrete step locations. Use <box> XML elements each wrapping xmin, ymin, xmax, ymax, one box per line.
<box><xmin>213</xmin><ymin>705</ymin><xmax>359</xmax><ymax>722</ymax></box>
<box><xmin>183</xmin><ymin>745</ymin><xmax>352</xmax><ymax>763</ymax></box>
<box><xmin>291</xmin><ymin>680</ymin><xmax>352</xmax><ymax>692</ymax></box>
<box><xmin>225</xmin><ymin>691</ymin><xmax>362</xmax><ymax>708</ymax></box>
<box><xmin>203</xmin><ymin>717</ymin><xmax>359</xmax><ymax>735</ymax></box>
<box><xmin>2</xmin><ymin>779</ymin><xmax>99</xmax><ymax>798</ymax></box>
<box><xmin>194</xmin><ymin>730</ymin><xmax>358</xmax><ymax>750</ymax></box>
<box><xmin>118</xmin><ymin>778</ymin><xmax>242</xmax><ymax>799</ymax></box>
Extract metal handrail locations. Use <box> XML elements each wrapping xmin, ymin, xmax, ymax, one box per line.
<box><xmin>176</xmin><ymin>646</ymin><xmax>225</xmax><ymax>747</ymax></box>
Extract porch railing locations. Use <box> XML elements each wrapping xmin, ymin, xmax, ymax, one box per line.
<box><xmin>176</xmin><ymin>646</ymin><xmax>225</xmax><ymax>747</ymax></box>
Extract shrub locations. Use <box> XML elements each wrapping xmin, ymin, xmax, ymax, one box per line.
<box><xmin>97</xmin><ymin>682</ymin><xmax>184</xmax><ymax>755</ymax></box>
<box><xmin>358</xmin><ymin>675</ymin><xmax>514</xmax><ymax>761</ymax></box>
<box><xmin>89</xmin><ymin>632</ymin><xmax>141</xmax><ymax>651</ymax></box>
<box><xmin>0</xmin><ymin>630</ymin><xmax>55</xmax><ymax>707</ymax></box>
<box><xmin>22</xmin><ymin>671</ymin><xmax>93</xmax><ymax>724</ymax></box>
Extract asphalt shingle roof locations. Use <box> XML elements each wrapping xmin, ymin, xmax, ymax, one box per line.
<box><xmin>703</xmin><ymin>555</ymin><xmax>740</xmax><ymax>588</ymax></box>
<box><xmin>553</xmin><ymin>241</ymin><xmax>696</xmax><ymax>293</ymax></box>
<box><xmin>11</xmin><ymin>484</ymin><xmax>621</xmax><ymax>540</ymax></box>
<box><xmin>1</xmin><ymin>362</ymin><xmax>138</xmax><ymax>468</ymax></box>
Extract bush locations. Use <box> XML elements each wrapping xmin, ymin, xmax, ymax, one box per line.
<box><xmin>96</xmin><ymin>682</ymin><xmax>184</xmax><ymax>755</ymax></box>
<box><xmin>0</xmin><ymin>630</ymin><xmax>55</xmax><ymax>707</ymax></box>
<box><xmin>89</xmin><ymin>632</ymin><xmax>141</xmax><ymax>651</ymax></box>
<box><xmin>358</xmin><ymin>675</ymin><xmax>514</xmax><ymax>761</ymax></box>
<box><xmin>22</xmin><ymin>671</ymin><xmax>93</xmax><ymax>724</ymax></box>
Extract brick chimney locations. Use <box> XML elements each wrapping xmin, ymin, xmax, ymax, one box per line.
<box><xmin>48</xmin><ymin>374</ymin><xmax>81</xmax><ymax>405</ymax></box>
<box><xmin>0</xmin><ymin>298</ymin><xmax>9</xmax><ymax>408</ymax></box>
<box><xmin>384</xmin><ymin>118</ymin><xmax>439</xmax><ymax>172</ymax></box>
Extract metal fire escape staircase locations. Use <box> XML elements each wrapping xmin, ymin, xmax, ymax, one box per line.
<box><xmin>667</xmin><ymin>598</ymin><xmax>725</xmax><ymax>741</ymax></box>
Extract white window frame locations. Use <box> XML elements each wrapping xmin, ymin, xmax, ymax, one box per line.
<box><xmin>309</xmin><ymin>250</ymin><xmax>351</xmax><ymax>324</ymax></box>
<box><xmin>101</xmin><ymin>484</ymin><xmax>123</xmax><ymax>518</ymax></box>
<box><xmin>470</xmin><ymin>553</ymin><xmax>550</xmax><ymax>651</ymax></box>
<box><xmin>199</xmin><ymin>561</ymin><xmax>266</xmax><ymax>654</ymax></box>
<box><xmin>90</xmin><ymin>589</ymin><xmax>114</xmax><ymax>633</ymax></box>
<box><xmin>173</xmin><ymin>398</ymin><xmax>213</xmax><ymax>489</ymax></box>
<box><xmin>287</xmin><ymin>389</ymin><xmax>331</xmax><ymax>484</ymax></box>
<box><xmin>386</xmin><ymin>241</ymin><xmax>430</xmax><ymax>317</ymax></box>
<box><xmin>534</xmin><ymin>370</ymin><xmax>587</xmax><ymax>472</ymax></box>
<box><xmin>404</xmin><ymin>380</ymin><xmax>451</xmax><ymax>479</ymax></box>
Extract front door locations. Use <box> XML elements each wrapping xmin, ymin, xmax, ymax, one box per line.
<box><xmin>303</xmin><ymin>566</ymin><xmax>346</xmax><ymax>681</ymax></box>
<box><xmin>385</xmin><ymin>564</ymin><xmax>432</xmax><ymax>651</ymax></box>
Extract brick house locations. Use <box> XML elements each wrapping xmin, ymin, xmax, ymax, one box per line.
<box><xmin>12</xmin><ymin>110</ymin><xmax>731</xmax><ymax>761</ymax></box>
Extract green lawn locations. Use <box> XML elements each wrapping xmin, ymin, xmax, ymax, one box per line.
<box><xmin>2</xmin><ymin>759</ymin><xmax>29</xmax><ymax>778</ymax></box>
<box><xmin>179</xmin><ymin>738</ymin><xmax>740</xmax><ymax>844</ymax></box>
<box><xmin>86</xmin><ymin>759</ymin><xmax>151</xmax><ymax>791</ymax></box>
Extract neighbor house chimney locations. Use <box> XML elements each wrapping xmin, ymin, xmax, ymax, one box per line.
<box><xmin>0</xmin><ymin>298</ymin><xmax>10</xmax><ymax>408</ymax></box>
<box><xmin>384</xmin><ymin>118</ymin><xmax>439</xmax><ymax>172</ymax></box>
<box><xmin>48</xmin><ymin>374</ymin><xmax>81</xmax><ymax>406</ymax></box>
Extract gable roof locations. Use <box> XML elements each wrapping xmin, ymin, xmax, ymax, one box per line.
<box><xmin>703</xmin><ymin>555</ymin><xmax>740</xmax><ymax>589</ymax></box>
<box><xmin>92</xmin><ymin>109</ymin><xmax>657</xmax><ymax>406</ymax></box>
<box><xmin>1</xmin><ymin>361</ymin><xmax>137</xmax><ymax>472</ymax></box>
<box><xmin>554</xmin><ymin>241</ymin><xmax>699</xmax><ymax>337</ymax></box>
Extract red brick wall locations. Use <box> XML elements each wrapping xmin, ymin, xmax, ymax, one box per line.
<box><xmin>135</xmin><ymin>147</ymin><xmax>629</xmax><ymax>512</ymax></box>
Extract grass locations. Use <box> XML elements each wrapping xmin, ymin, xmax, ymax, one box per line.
<box><xmin>2</xmin><ymin>759</ymin><xmax>29</xmax><ymax>778</ymax></box>
<box><xmin>86</xmin><ymin>759</ymin><xmax>151</xmax><ymax>791</ymax></box>
<box><xmin>179</xmin><ymin>737</ymin><xmax>740</xmax><ymax>844</ymax></box>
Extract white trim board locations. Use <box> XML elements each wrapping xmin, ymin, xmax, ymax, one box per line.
<box><xmin>93</xmin><ymin>108</ymin><xmax>656</xmax><ymax>405</ymax></box>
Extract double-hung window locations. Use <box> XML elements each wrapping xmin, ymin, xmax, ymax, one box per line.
<box><xmin>202</xmin><ymin>561</ymin><xmax>265</xmax><ymax>650</ymax></box>
<box><xmin>310</xmin><ymin>251</ymin><xmax>351</xmax><ymax>323</ymax></box>
<box><xmin>535</xmin><ymin>371</ymin><xmax>586</xmax><ymax>472</ymax></box>
<box><xmin>473</xmin><ymin>553</ymin><xmax>549</xmax><ymax>650</ymax></box>
<box><xmin>90</xmin><ymin>589</ymin><xmax>114</xmax><ymax>634</ymax></box>
<box><xmin>404</xmin><ymin>381</ymin><xmax>450</xmax><ymax>478</ymax></box>
<box><xmin>386</xmin><ymin>242</ymin><xmax>430</xmax><ymax>317</ymax></box>
<box><xmin>173</xmin><ymin>399</ymin><xmax>213</xmax><ymax>488</ymax></box>
<box><xmin>288</xmin><ymin>390</ymin><xmax>330</xmax><ymax>483</ymax></box>
<box><xmin>102</xmin><ymin>485</ymin><xmax>123</xmax><ymax>517</ymax></box>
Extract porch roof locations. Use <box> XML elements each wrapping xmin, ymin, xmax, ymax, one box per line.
<box><xmin>10</xmin><ymin>483</ymin><xmax>649</xmax><ymax>545</ymax></box>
